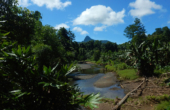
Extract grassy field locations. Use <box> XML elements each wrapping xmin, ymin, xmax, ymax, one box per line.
<box><xmin>117</xmin><ymin>69</ymin><xmax>139</xmax><ymax>80</ymax></box>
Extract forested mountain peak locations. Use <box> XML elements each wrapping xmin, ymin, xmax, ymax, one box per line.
<box><xmin>83</xmin><ymin>36</ymin><xmax>94</xmax><ymax>42</ymax></box>
<box><xmin>82</xmin><ymin>36</ymin><xmax>109</xmax><ymax>44</ymax></box>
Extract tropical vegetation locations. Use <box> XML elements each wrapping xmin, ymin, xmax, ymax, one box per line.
<box><xmin>1</xmin><ymin>0</ymin><xmax>170</xmax><ymax>109</ymax></box>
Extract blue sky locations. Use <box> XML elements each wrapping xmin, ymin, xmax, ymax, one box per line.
<box><xmin>18</xmin><ymin>0</ymin><xmax>170</xmax><ymax>44</ymax></box>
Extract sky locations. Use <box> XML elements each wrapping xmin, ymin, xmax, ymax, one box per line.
<box><xmin>18</xmin><ymin>0</ymin><xmax>170</xmax><ymax>44</ymax></box>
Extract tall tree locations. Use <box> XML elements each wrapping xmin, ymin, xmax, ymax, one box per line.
<box><xmin>0</xmin><ymin>0</ymin><xmax>37</xmax><ymax>46</ymax></box>
<box><xmin>57</xmin><ymin>27</ymin><xmax>75</xmax><ymax>51</ymax></box>
<box><xmin>124</xmin><ymin>18</ymin><xmax>146</xmax><ymax>45</ymax></box>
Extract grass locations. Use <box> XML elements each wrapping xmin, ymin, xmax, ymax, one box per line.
<box><xmin>117</xmin><ymin>69</ymin><xmax>139</xmax><ymax>80</ymax></box>
<box><xmin>146</xmin><ymin>94</ymin><xmax>170</xmax><ymax>103</ymax></box>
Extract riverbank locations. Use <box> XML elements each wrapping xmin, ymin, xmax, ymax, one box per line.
<box><xmin>77</xmin><ymin>61</ymin><xmax>170</xmax><ymax>110</ymax></box>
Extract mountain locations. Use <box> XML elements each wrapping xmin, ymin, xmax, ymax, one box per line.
<box><xmin>81</xmin><ymin>36</ymin><xmax>109</xmax><ymax>44</ymax></box>
<box><xmin>83</xmin><ymin>36</ymin><xmax>94</xmax><ymax>42</ymax></box>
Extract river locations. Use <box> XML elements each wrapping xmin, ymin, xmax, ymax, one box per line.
<box><xmin>69</xmin><ymin>63</ymin><xmax>125</xmax><ymax>99</ymax></box>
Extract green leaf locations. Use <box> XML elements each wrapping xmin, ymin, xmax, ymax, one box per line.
<box><xmin>17</xmin><ymin>92</ymin><xmax>26</xmax><ymax>98</ymax></box>
<box><xmin>10</xmin><ymin>90</ymin><xmax>21</xmax><ymax>93</ymax></box>
<box><xmin>38</xmin><ymin>82</ymin><xmax>46</xmax><ymax>85</ymax></box>
<box><xmin>0</xmin><ymin>57</ymin><xmax>4</xmax><ymax>60</ymax></box>
<box><xmin>82</xmin><ymin>93</ymin><xmax>102</xmax><ymax>109</ymax></box>
<box><xmin>17</xmin><ymin>45</ymin><xmax>22</xmax><ymax>56</ymax></box>
<box><xmin>51</xmin><ymin>62</ymin><xmax>59</xmax><ymax>72</ymax></box>
<box><xmin>7</xmin><ymin>53</ymin><xmax>17</xmax><ymax>57</ymax></box>
<box><xmin>2</xmin><ymin>51</ymin><xmax>9</xmax><ymax>57</ymax></box>
<box><xmin>26</xmin><ymin>46</ymin><xmax>30</xmax><ymax>53</ymax></box>
<box><xmin>43</xmin><ymin>83</ymin><xmax>50</xmax><ymax>87</ymax></box>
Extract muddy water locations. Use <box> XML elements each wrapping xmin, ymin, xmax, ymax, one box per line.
<box><xmin>70</xmin><ymin>63</ymin><xmax>125</xmax><ymax>99</ymax></box>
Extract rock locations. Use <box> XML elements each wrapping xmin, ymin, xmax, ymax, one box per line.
<box><xmin>110</xmin><ymin>87</ymin><xmax>121</xmax><ymax>90</ymax></box>
<box><xmin>73</xmin><ymin>74</ymin><xmax>97</xmax><ymax>80</ymax></box>
<box><xmin>76</xmin><ymin>64</ymin><xmax>91</xmax><ymax>69</ymax></box>
<box><xmin>93</xmin><ymin>72</ymin><xmax>117</xmax><ymax>88</ymax></box>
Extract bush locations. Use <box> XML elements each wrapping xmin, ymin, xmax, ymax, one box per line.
<box><xmin>155</xmin><ymin>101</ymin><xmax>170</xmax><ymax>110</ymax></box>
<box><xmin>105</xmin><ymin>65</ymin><xmax>117</xmax><ymax>72</ymax></box>
<box><xmin>117</xmin><ymin>63</ymin><xmax>128</xmax><ymax>70</ymax></box>
<box><xmin>154</xmin><ymin>65</ymin><xmax>170</xmax><ymax>76</ymax></box>
<box><xmin>96</xmin><ymin>60</ymin><xmax>102</xmax><ymax>64</ymax></box>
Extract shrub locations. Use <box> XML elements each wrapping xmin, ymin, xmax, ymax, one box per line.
<box><xmin>117</xmin><ymin>63</ymin><xmax>128</xmax><ymax>70</ymax></box>
<box><xmin>96</xmin><ymin>60</ymin><xmax>102</xmax><ymax>64</ymax></box>
<box><xmin>105</xmin><ymin>65</ymin><xmax>117</xmax><ymax>72</ymax></box>
<box><xmin>0</xmin><ymin>46</ymin><xmax>101</xmax><ymax>110</ymax></box>
<box><xmin>155</xmin><ymin>101</ymin><xmax>170</xmax><ymax>110</ymax></box>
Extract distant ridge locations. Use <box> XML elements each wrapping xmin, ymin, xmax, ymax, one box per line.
<box><xmin>80</xmin><ymin>36</ymin><xmax>110</xmax><ymax>44</ymax></box>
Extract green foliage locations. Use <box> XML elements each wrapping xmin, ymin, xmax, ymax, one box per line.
<box><xmin>81</xmin><ymin>93</ymin><xmax>102</xmax><ymax>109</ymax></box>
<box><xmin>105</xmin><ymin>65</ymin><xmax>117</xmax><ymax>72</ymax></box>
<box><xmin>146</xmin><ymin>94</ymin><xmax>170</xmax><ymax>102</ymax></box>
<box><xmin>147</xmin><ymin>95</ymin><xmax>170</xmax><ymax>110</ymax></box>
<box><xmin>96</xmin><ymin>60</ymin><xmax>102</xmax><ymax>64</ymax></box>
<box><xmin>131</xmin><ymin>33</ymin><xmax>146</xmax><ymax>46</ymax></box>
<box><xmin>1</xmin><ymin>0</ymin><xmax>38</xmax><ymax>46</ymax></box>
<box><xmin>154</xmin><ymin>65</ymin><xmax>170</xmax><ymax>76</ymax></box>
<box><xmin>105</xmin><ymin>62</ymin><xmax>129</xmax><ymax>72</ymax></box>
<box><xmin>124</xmin><ymin>18</ymin><xmax>146</xmax><ymax>39</ymax></box>
<box><xmin>93</xmin><ymin>50</ymin><xmax>100</xmax><ymax>61</ymax></box>
<box><xmin>117</xmin><ymin>69</ymin><xmax>139</xmax><ymax>80</ymax></box>
<box><xmin>155</xmin><ymin>101</ymin><xmax>170</xmax><ymax>110</ymax></box>
<box><xmin>0</xmin><ymin>45</ymin><xmax>101</xmax><ymax>109</ymax></box>
<box><xmin>117</xmin><ymin>63</ymin><xmax>128</xmax><ymax>70</ymax></box>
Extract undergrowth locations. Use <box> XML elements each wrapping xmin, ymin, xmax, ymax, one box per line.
<box><xmin>117</xmin><ymin>69</ymin><xmax>139</xmax><ymax>80</ymax></box>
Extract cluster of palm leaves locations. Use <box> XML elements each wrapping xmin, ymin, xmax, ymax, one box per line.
<box><xmin>124</xmin><ymin>40</ymin><xmax>170</xmax><ymax>76</ymax></box>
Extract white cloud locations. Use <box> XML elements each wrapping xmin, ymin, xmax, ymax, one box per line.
<box><xmin>129</xmin><ymin>0</ymin><xmax>162</xmax><ymax>18</ymax></box>
<box><xmin>31</xmin><ymin>0</ymin><xmax>71</xmax><ymax>10</ymax></box>
<box><xmin>94</xmin><ymin>26</ymin><xmax>107</xmax><ymax>31</ymax></box>
<box><xmin>54</xmin><ymin>23</ymin><xmax>69</xmax><ymax>30</ymax></box>
<box><xmin>73</xmin><ymin>27</ymin><xmax>88</xmax><ymax>35</ymax></box>
<box><xmin>18</xmin><ymin>0</ymin><xmax>31</xmax><ymax>7</ymax></box>
<box><xmin>168</xmin><ymin>21</ymin><xmax>170</xmax><ymax>24</ymax></box>
<box><xmin>73</xmin><ymin>5</ymin><xmax>125</xmax><ymax>26</ymax></box>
